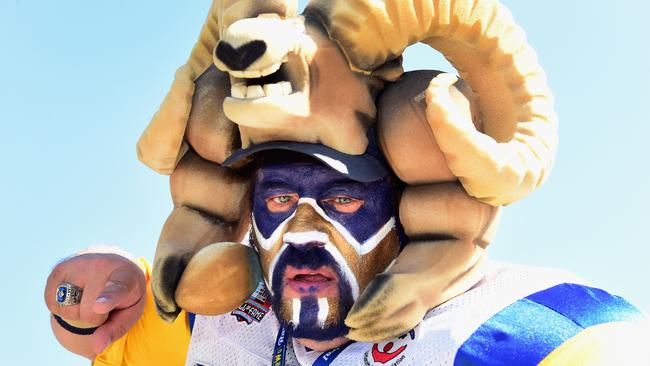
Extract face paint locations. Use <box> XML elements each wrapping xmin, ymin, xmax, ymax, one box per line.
<box><xmin>273</xmin><ymin>245</ymin><xmax>355</xmax><ymax>340</ymax></box>
<box><xmin>253</xmin><ymin>163</ymin><xmax>395</xmax><ymax>244</ymax></box>
<box><xmin>251</xmin><ymin>161</ymin><xmax>401</xmax><ymax>341</ymax></box>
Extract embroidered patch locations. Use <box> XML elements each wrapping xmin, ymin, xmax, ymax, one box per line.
<box><xmin>364</xmin><ymin>328</ymin><xmax>417</xmax><ymax>366</ymax></box>
<box><xmin>231</xmin><ymin>281</ymin><xmax>272</xmax><ymax>324</ymax></box>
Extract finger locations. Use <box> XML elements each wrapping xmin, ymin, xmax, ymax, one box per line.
<box><xmin>78</xmin><ymin>275</ymin><xmax>116</xmax><ymax>326</ymax></box>
<box><xmin>92</xmin><ymin>296</ymin><xmax>146</xmax><ymax>355</ymax></box>
<box><xmin>46</xmin><ymin>255</ymin><xmax>102</xmax><ymax>321</ymax></box>
<box><xmin>44</xmin><ymin>265</ymin><xmax>77</xmax><ymax>314</ymax></box>
<box><xmin>45</xmin><ymin>272</ymin><xmax>83</xmax><ymax>321</ymax></box>
<box><xmin>92</xmin><ymin>266</ymin><xmax>145</xmax><ymax>315</ymax></box>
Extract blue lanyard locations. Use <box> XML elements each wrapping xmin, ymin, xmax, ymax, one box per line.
<box><xmin>271</xmin><ymin>327</ymin><xmax>350</xmax><ymax>366</ymax></box>
<box><xmin>272</xmin><ymin>327</ymin><xmax>289</xmax><ymax>366</ymax></box>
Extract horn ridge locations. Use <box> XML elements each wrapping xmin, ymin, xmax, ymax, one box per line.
<box><xmin>308</xmin><ymin>0</ymin><xmax>557</xmax><ymax>204</ymax></box>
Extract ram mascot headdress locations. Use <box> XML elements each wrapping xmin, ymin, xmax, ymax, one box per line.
<box><xmin>138</xmin><ymin>0</ymin><xmax>557</xmax><ymax>341</ymax></box>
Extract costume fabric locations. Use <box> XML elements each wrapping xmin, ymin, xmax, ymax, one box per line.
<box><xmin>93</xmin><ymin>261</ymin><xmax>191</xmax><ymax>366</ymax></box>
<box><xmin>185</xmin><ymin>261</ymin><xmax>645</xmax><ymax>366</ymax></box>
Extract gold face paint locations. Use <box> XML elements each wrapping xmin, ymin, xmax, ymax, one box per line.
<box><xmin>253</xmin><ymin>199</ymin><xmax>400</xmax><ymax>295</ymax></box>
<box><xmin>251</xmin><ymin>161</ymin><xmax>400</xmax><ymax>340</ymax></box>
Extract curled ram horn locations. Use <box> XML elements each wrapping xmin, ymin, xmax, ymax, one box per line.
<box><xmin>307</xmin><ymin>0</ymin><xmax>558</xmax><ymax>205</ymax></box>
<box><xmin>345</xmin><ymin>70</ymin><xmax>501</xmax><ymax>341</ymax></box>
<box><xmin>137</xmin><ymin>0</ymin><xmax>298</xmax><ymax>174</ymax></box>
<box><xmin>152</xmin><ymin>150</ymin><xmax>252</xmax><ymax>321</ymax></box>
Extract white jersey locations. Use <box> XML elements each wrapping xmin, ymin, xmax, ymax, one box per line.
<box><xmin>185</xmin><ymin>261</ymin><xmax>643</xmax><ymax>366</ymax></box>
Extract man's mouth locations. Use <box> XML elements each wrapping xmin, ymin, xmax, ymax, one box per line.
<box><xmin>283</xmin><ymin>265</ymin><xmax>339</xmax><ymax>298</ymax></box>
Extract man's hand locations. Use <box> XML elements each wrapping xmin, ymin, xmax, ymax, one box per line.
<box><xmin>44</xmin><ymin>252</ymin><xmax>146</xmax><ymax>358</ymax></box>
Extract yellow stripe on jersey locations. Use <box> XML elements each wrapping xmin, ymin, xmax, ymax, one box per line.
<box><xmin>538</xmin><ymin>321</ymin><xmax>650</xmax><ymax>366</ymax></box>
<box><xmin>93</xmin><ymin>259</ymin><xmax>191</xmax><ymax>366</ymax></box>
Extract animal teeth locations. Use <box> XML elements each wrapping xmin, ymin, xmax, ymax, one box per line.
<box><xmin>231</xmin><ymin>83</ymin><xmax>246</xmax><ymax>98</ymax></box>
<box><xmin>282</xmin><ymin>55</ymin><xmax>289</xmax><ymax>63</ymax></box>
<box><xmin>230</xmin><ymin>81</ymin><xmax>295</xmax><ymax>99</ymax></box>
<box><xmin>246</xmin><ymin>85</ymin><xmax>265</xmax><ymax>98</ymax></box>
<box><xmin>257</xmin><ymin>13</ymin><xmax>281</xmax><ymax>19</ymax></box>
<box><xmin>280</xmin><ymin>81</ymin><xmax>293</xmax><ymax>95</ymax></box>
<box><xmin>262</xmin><ymin>83</ymin><xmax>283</xmax><ymax>97</ymax></box>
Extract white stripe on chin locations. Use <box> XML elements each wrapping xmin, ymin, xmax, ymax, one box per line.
<box><xmin>317</xmin><ymin>298</ymin><xmax>329</xmax><ymax>328</ymax></box>
<box><xmin>292</xmin><ymin>298</ymin><xmax>301</xmax><ymax>328</ymax></box>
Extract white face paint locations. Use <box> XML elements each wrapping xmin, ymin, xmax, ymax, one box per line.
<box><xmin>253</xmin><ymin>198</ymin><xmax>395</xmax><ymax>255</ymax></box>
<box><xmin>292</xmin><ymin>298</ymin><xmax>301</xmax><ymax>328</ymax></box>
<box><xmin>252</xmin><ymin>198</ymin><xmax>396</xmax><ymax>300</ymax></box>
<box><xmin>290</xmin><ymin>297</ymin><xmax>329</xmax><ymax>329</ymax></box>
<box><xmin>317</xmin><ymin>298</ymin><xmax>329</xmax><ymax>328</ymax></box>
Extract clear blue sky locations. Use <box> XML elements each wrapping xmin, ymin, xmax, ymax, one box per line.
<box><xmin>1</xmin><ymin>1</ymin><xmax>648</xmax><ymax>364</ymax></box>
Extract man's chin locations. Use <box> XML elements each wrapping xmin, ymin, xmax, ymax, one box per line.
<box><xmin>270</xmin><ymin>246</ymin><xmax>356</xmax><ymax>341</ymax></box>
<box><xmin>276</xmin><ymin>295</ymin><xmax>352</xmax><ymax>341</ymax></box>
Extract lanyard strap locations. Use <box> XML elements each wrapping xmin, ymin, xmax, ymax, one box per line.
<box><xmin>272</xmin><ymin>327</ymin><xmax>289</xmax><ymax>366</ymax></box>
<box><xmin>272</xmin><ymin>327</ymin><xmax>350</xmax><ymax>366</ymax></box>
<box><xmin>312</xmin><ymin>343</ymin><xmax>350</xmax><ymax>366</ymax></box>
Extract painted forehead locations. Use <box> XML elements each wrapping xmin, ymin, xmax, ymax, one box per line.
<box><xmin>252</xmin><ymin>160</ymin><xmax>395</xmax><ymax>243</ymax></box>
<box><xmin>255</xmin><ymin>161</ymin><xmax>365</xmax><ymax>192</ymax></box>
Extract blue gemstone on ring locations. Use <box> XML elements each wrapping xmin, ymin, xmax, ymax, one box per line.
<box><xmin>56</xmin><ymin>286</ymin><xmax>67</xmax><ymax>303</ymax></box>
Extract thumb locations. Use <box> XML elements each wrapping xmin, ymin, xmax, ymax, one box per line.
<box><xmin>91</xmin><ymin>296</ymin><xmax>146</xmax><ymax>354</ymax></box>
<box><xmin>92</xmin><ymin>266</ymin><xmax>144</xmax><ymax>315</ymax></box>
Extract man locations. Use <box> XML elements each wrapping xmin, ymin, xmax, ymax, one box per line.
<box><xmin>46</xmin><ymin>140</ymin><xmax>649</xmax><ymax>365</ymax></box>
<box><xmin>45</xmin><ymin>139</ymin><xmax>401</xmax><ymax>364</ymax></box>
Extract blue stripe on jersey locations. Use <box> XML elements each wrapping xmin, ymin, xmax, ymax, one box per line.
<box><xmin>454</xmin><ymin>283</ymin><xmax>642</xmax><ymax>366</ymax></box>
<box><xmin>454</xmin><ymin>299</ymin><xmax>582</xmax><ymax>365</ymax></box>
<box><xmin>525</xmin><ymin>283</ymin><xmax>642</xmax><ymax>327</ymax></box>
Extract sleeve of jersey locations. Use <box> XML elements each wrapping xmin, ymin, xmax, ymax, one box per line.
<box><xmin>538</xmin><ymin>320</ymin><xmax>650</xmax><ymax>365</ymax></box>
<box><xmin>453</xmin><ymin>283</ymin><xmax>648</xmax><ymax>365</ymax></box>
<box><xmin>92</xmin><ymin>258</ymin><xmax>191</xmax><ymax>366</ymax></box>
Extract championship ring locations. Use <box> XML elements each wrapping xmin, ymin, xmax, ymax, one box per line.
<box><xmin>56</xmin><ymin>282</ymin><xmax>83</xmax><ymax>306</ymax></box>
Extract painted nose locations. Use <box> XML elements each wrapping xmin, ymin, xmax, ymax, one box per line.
<box><xmin>287</xmin><ymin>202</ymin><xmax>329</xmax><ymax>229</ymax></box>
<box><xmin>215</xmin><ymin>40</ymin><xmax>267</xmax><ymax>71</ymax></box>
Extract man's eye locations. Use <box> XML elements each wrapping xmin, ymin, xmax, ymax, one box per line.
<box><xmin>323</xmin><ymin>196</ymin><xmax>364</xmax><ymax>214</ymax></box>
<box><xmin>273</xmin><ymin>196</ymin><xmax>292</xmax><ymax>203</ymax></box>
<box><xmin>266</xmin><ymin>193</ymin><xmax>299</xmax><ymax>212</ymax></box>
<box><xmin>335</xmin><ymin>197</ymin><xmax>352</xmax><ymax>204</ymax></box>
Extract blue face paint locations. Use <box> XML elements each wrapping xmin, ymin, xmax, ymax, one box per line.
<box><xmin>253</xmin><ymin>162</ymin><xmax>395</xmax><ymax>244</ymax></box>
<box><xmin>271</xmin><ymin>245</ymin><xmax>354</xmax><ymax>341</ymax></box>
<box><xmin>252</xmin><ymin>159</ymin><xmax>400</xmax><ymax>342</ymax></box>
